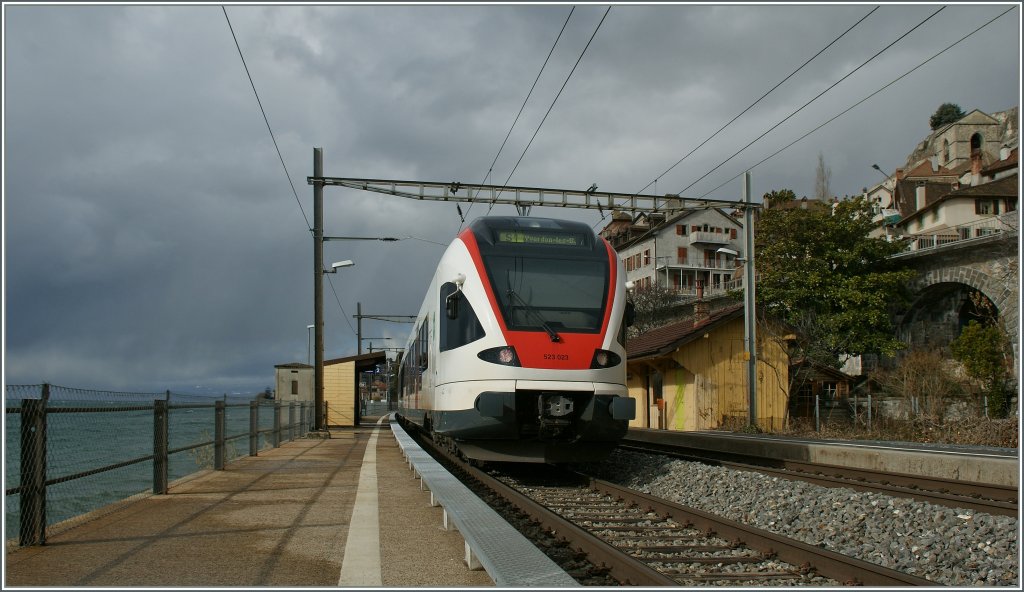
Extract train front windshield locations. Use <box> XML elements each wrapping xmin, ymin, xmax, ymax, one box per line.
<box><xmin>477</xmin><ymin>221</ymin><xmax>606</xmax><ymax>331</ymax></box>
<box><xmin>483</xmin><ymin>254</ymin><xmax>609</xmax><ymax>333</ymax></box>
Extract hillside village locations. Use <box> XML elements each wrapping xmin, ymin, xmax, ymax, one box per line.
<box><xmin>601</xmin><ymin>105</ymin><xmax>1018</xmax><ymax>435</ymax></box>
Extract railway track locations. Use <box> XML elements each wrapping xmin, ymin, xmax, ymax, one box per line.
<box><xmin>618</xmin><ymin>440</ymin><xmax>1018</xmax><ymax>517</ymax></box>
<box><xmin>412</xmin><ymin>429</ymin><xmax>938</xmax><ymax>586</ymax></box>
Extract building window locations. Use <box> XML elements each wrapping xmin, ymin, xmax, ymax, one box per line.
<box><xmin>643</xmin><ymin>249</ymin><xmax>651</xmax><ymax>265</ymax></box>
<box><xmin>822</xmin><ymin>382</ymin><xmax>838</xmax><ymax>400</ymax></box>
<box><xmin>730</xmin><ymin>228</ymin><xmax>737</xmax><ymax>240</ymax></box>
<box><xmin>943</xmin><ymin>139</ymin><xmax>950</xmax><ymax>163</ymax></box>
<box><xmin>676</xmin><ymin>224</ymin><xmax>687</xmax><ymax>236</ymax></box>
<box><xmin>677</xmin><ymin>246</ymin><xmax>687</xmax><ymax>264</ymax></box>
<box><xmin>975</xmin><ymin>199</ymin><xmax>999</xmax><ymax>215</ymax></box>
<box><xmin>291</xmin><ymin>380</ymin><xmax>298</xmax><ymax>395</ymax></box>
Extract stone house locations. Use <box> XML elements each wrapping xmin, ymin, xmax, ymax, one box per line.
<box><xmin>602</xmin><ymin>208</ymin><xmax>745</xmax><ymax>296</ymax></box>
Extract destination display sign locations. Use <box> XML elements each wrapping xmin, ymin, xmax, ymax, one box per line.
<box><xmin>496</xmin><ymin>229</ymin><xmax>586</xmax><ymax>247</ymax></box>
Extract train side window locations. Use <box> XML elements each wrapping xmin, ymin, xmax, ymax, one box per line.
<box><xmin>418</xmin><ymin>321</ymin><xmax>429</xmax><ymax>370</ymax></box>
<box><xmin>440</xmin><ymin>282</ymin><xmax>485</xmax><ymax>352</ymax></box>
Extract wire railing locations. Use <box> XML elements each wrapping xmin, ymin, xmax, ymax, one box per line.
<box><xmin>892</xmin><ymin>211</ymin><xmax>1018</xmax><ymax>257</ymax></box>
<box><xmin>4</xmin><ymin>384</ymin><xmax>316</xmax><ymax>548</ymax></box>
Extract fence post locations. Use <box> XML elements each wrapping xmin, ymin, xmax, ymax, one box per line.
<box><xmin>983</xmin><ymin>394</ymin><xmax>989</xmax><ymax>418</ymax></box>
<box><xmin>249</xmin><ymin>401</ymin><xmax>258</xmax><ymax>456</ymax></box>
<box><xmin>153</xmin><ymin>399</ymin><xmax>169</xmax><ymax>495</ymax></box>
<box><xmin>214</xmin><ymin>400</ymin><xmax>225</xmax><ymax>470</ymax></box>
<box><xmin>289</xmin><ymin>402</ymin><xmax>296</xmax><ymax>441</ymax></box>
<box><xmin>299</xmin><ymin>401</ymin><xmax>306</xmax><ymax>436</ymax></box>
<box><xmin>814</xmin><ymin>394</ymin><xmax>820</xmax><ymax>432</ymax></box>
<box><xmin>867</xmin><ymin>394</ymin><xmax>873</xmax><ymax>432</ymax></box>
<box><xmin>19</xmin><ymin>385</ymin><xmax>48</xmax><ymax>547</ymax></box>
<box><xmin>273</xmin><ymin>402</ymin><xmax>281</xmax><ymax>448</ymax></box>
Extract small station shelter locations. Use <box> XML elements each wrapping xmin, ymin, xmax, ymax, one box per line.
<box><xmin>625</xmin><ymin>303</ymin><xmax>791</xmax><ymax>431</ymax></box>
<box><xmin>324</xmin><ymin>351</ymin><xmax>387</xmax><ymax>427</ymax></box>
<box><xmin>274</xmin><ymin>362</ymin><xmax>313</xmax><ymax>403</ymax></box>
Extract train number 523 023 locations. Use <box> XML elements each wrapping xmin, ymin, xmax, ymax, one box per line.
<box><xmin>543</xmin><ymin>353</ymin><xmax>569</xmax><ymax>361</ymax></box>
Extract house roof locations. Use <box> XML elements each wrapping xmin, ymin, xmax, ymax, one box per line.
<box><xmin>901</xmin><ymin>159</ymin><xmax>959</xmax><ymax>179</ymax></box>
<box><xmin>615</xmin><ymin>207</ymin><xmax>741</xmax><ymax>251</ymax></box>
<box><xmin>984</xmin><ymin>147</ymin><xmax>1018</xmax><ymax>175</ymax></box>
<box><xmin>275</xmin><ymin>362</ymin><xmax>313</xmax><ymax>369</ymax></box>
<box><xmin>791</xmin><ymin>358</ymin><xmax>856</xmax><ymax>382</ymax></box>
<box><xmin>325</xmin><ymin>351</ymin><xmax>388</xmax><ymax>370</ymax></box>
<box><xmin>893</xmin><ymin>179</ymin><xmax>955</xmax><ymax>217</ymax></box>
<box><xmin>898</xmin><ymin>173</ymin><xmax>1018</xmax><ymax>226</ymax></box>
<box><xmin>627</xmin><ymin>303</ymin><xmax>743</xmax><ymax>360</ymax></box>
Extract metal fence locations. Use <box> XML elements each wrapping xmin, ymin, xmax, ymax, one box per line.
<box><xmin>4</xmin><ymin>384</ymin><xmax>315</xmax><ymax>548</ymax></box>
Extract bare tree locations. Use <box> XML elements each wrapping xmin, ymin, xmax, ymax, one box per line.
<box><xmin>814</xmin><ymin>152</ymin><xmax>832</xmax><ymax>201</ymax></box>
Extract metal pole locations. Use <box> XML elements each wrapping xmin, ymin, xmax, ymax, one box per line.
<box><xmin>19</xmin><ymin>390</ymin><xmax>47</xmax><ymax>546</ymax></box>
<box><xmin>214</xmin><ymin>400</ymin><xmax>225</xmax><ymax>470</ymax></box>
<box><xmin>289</xmin><ymin>402</ymin><xmax>296</xmax><ymax>441</ymax></box>
<box><xmin>273</xmin><ymin>402</ymin><xmax>282</xmax><ymax>447</ymax></box>
<box><xmin>314</xmin><ymin>147</ymin><xmax>325</xmax><ymax>431</ymax></box>
<box><xmin>743</xmin><ymin>171</ymin><xmax>758</xmax><ymax>428</ymax></box>
<box><xmin>249</xmin><ymin>400</ymin><xmax>258</xmax><ymax>456</ymax></box>
<box><xmin>357</xmin><ymin>301</ymin><xmax>363</xmax><ymax>355</ymax></box>
<box><xmin>153</xmin><ymin>399</ymin><xmax>168</xmax><ymax>494</ymax></box>
<box><xmin>814</xmin><ymin>394</ymin><xmax>820</xmax><ymax>432</ymax></box>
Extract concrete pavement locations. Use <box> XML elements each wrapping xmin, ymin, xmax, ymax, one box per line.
<box><xmin>4</xmin><ymin>417</ymin><xmax>494</xmax><ymax>587</ymax></box>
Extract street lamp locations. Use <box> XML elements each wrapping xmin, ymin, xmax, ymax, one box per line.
<box><xmin>871</xmin><ymin>163</ymin><xmax>891</xmax><ymax>179</ymax></box>
<box><xmin>306</xmin><ymin>324</ymin><xmax>314</xmax><ymax>365</ymax></box>
<box><xmin>725</xmin><ymin>171</ymin><xmax>758</xmax><ymax>429</ymax></box>
<box><xmin>325</xmin><ymin>259</ymin><xmax>354</xmax><ymax>273</ymax></box>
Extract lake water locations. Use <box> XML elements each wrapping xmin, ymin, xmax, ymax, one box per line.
<box><xmin>4</xmin><ymin>396</ymin><xmax>298</xmax><ymax>541</ymax></box>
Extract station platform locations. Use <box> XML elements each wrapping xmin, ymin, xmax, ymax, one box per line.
<box><xmin>3</xmin><ymin>415</ymin><xmax>495</xmax><ymax>587</ymax></box>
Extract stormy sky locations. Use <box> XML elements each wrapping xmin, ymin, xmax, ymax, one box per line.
<box><xmin>3</xmin><ymin>3</ymin><xmax>1020</xmax><ymax>395</ymax></box>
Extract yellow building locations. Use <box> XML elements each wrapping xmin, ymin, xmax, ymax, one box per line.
<box><xmin>626</xmin><ymin>304</ymin><xmax>790</xmax><ymax>431</ymax></box>
<box><xmin>323</xmin><ymin>351</ymin><xmax>387</xmax><ymax>427</ymax></box>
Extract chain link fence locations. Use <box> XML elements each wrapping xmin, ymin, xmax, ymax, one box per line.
<box><xmin>5</xmin><ymin>384</ymin><xmax>314</xmax><ymax>548</ymax></box>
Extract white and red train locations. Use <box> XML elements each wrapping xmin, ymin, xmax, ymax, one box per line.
<box><xmin>397</xmin><ymin>216</ymin><xmax>635</xmax><ymax>463</ymax></box>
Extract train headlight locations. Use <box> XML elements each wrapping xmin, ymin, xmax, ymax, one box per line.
<box><xmin>590</xmin><ymin>349</ymin><xmax>621</xmax><ymax>369</ymax></box>
<box><xmin>478</xmin><ymin>346</ymin><xmax>521</xmax><ymax>367</ymax></box>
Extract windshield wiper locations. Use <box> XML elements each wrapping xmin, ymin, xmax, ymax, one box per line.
<box><xmin>507</xmin><ymin>288</ymin><xmax>561</xmax><ymax>342</ymax></box>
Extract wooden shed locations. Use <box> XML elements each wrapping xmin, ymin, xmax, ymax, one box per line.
<box><xmin>324</xmin><ymin>351</ymin><xmax>387</xmax><ymax>427</ymax></box>
<box><xmin>626</xmin><ymin>304</ymin><xmax>791</xmax><ymax>431</ymax></box>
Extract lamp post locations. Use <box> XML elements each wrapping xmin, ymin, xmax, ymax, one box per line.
<box><xmin>719</xmin><ymin>171</ymin><xmax>757</xmax><ymax>429</ymax></box>
<box><xmin>871</xmin><ymin>163</ymin><xmax>891</xmax><ymax>179</ymax></box>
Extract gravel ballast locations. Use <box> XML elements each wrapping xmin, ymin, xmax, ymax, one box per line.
<box><xmin>580</xmin><ymin>449</ymin><xmax>1019</xmax><ymax>587</ymax></box>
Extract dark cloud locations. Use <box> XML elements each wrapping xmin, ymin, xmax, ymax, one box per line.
<box><xmin>3</xmin><ymin>3</ymin><xmax>1019</xmax><ymax>393</ymax></box>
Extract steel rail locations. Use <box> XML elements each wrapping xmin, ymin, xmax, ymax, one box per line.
<box><xmin>590</xmin><ymin>478</ymin><xmax>941</xmax><ymax>587</ymax></box>
<box><xmin>424</xmin><ymin>436</ymin><xmax>678</xmax><ymax>585</ymax></box>
<box><xmin>619</xmin><ymin>441</ymin><xmax>1018</xmax><ymax>516</ymax></box>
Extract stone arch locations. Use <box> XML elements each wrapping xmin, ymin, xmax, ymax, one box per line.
<box><xmin>899</xmin><ymin>263</ymin><xmax>1015</xmax><ymax>356</ymax></box>
<box><xmin>970</xmin><ymin>132</ymin><xmax>983</xmax><ymax>155</ymax></box>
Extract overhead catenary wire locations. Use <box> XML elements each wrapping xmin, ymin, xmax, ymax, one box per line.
<box><xmin>486</xmin><ymin>6</ymin><xmax>613</xmax><ymax>215</ymax></box>
<box><xmin>674</xmin><ymin>5</ymin><xmax>947</xmax><ymax>198</ymax></box>
<box><xmin>459</xmin><ymin>6</ymin><xmax>576</xmax><ymax>231</ymax></box>
<box><xmin>222</xmin><ymin>7</ymin><xmax>357</xmax><ymax>339</ymax></box>
<box><xmin>592</xmin><ymin>5</ymin><xmax>879</xmax><ymax>230</ymax></box>
<box><xmin>222</xmin><ymin>6</ymin><xmax>311</xmax><ymax>231</ymax></box>
<box><xmin>693</xmin><ymin>6</ymin><xmax>1016</xmax><ymax>201</ymax></box>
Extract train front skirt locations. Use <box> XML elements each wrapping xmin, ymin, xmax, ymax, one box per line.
<box><xmin>431</xmin><ymin>391</ymin><xmax>636</xmax><ymax>463</ymax></box>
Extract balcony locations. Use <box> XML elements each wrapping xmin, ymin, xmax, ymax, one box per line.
<box><xmin>892</xmin><ymin>212</ymin><xmax>1017</xmax><ymax>257</ymax></box>
<box><xmin>688</xmin><ymin>231</ymin><xmax>731</xmax><ymax>245</ymax></box>
<box><xmin>658</xmin><ymin>257</ymin><xmax>736</xmax><ymax>271</ymax></box>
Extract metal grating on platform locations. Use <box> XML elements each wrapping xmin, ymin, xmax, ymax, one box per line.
<box><xmin>389</xmin><ymin>415</ymin><xmax>580</xmax><ymax>588</ymax></box>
